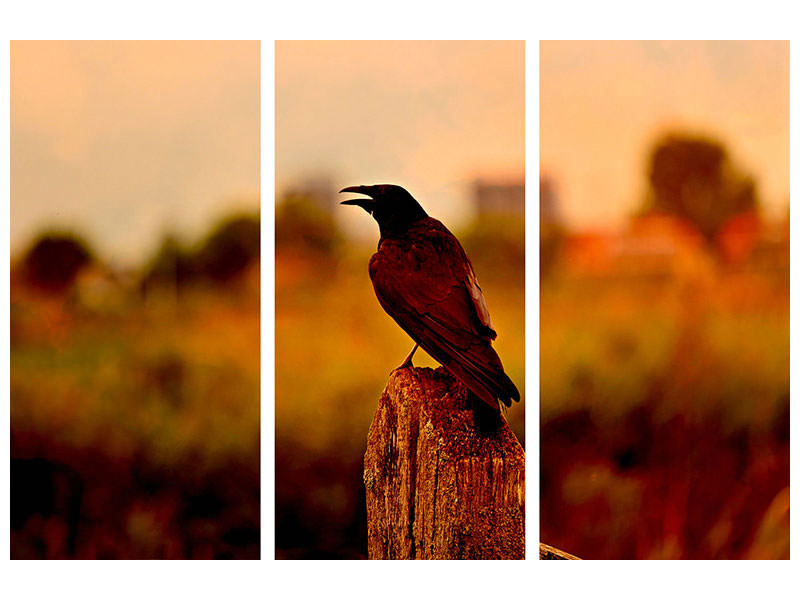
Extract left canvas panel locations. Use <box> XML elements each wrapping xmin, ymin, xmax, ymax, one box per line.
<box><xmin>10</xmin><ymin>40</ymin><xmax>260</xmax><ymax>559</ymax></box>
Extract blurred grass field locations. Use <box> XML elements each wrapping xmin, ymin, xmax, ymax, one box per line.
<box><xmin>541</xmin><ymin>271</ymin><xmax>788</xmax><ymax>429</ymax></box>
<box><xmin>11</xmin><ymin>266</ymin><xmax>260</xmax><ymax>559</ymax></box>
<box><xmin>12</xmin><ymin>285</ymin><xmax>260</xmax><ymax>467</ymax></box>
<box><xmin>540</xmin><ymin>261</ymin><xmax>789</xmax><ymax>559</ymax></box>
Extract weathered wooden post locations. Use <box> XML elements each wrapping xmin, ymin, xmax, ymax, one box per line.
<box><xmin>363</xmin><ymin>366</ymin><xmax>525</xmax><ymax>559</ymax></box>
<box><xmin>539</xmin><ymin>542</ymin><xmax>580</xmax><ymax>560</ymax></box>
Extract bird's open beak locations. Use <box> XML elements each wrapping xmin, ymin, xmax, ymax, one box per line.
<box><xmin>339</xmin><ymin>185</ymin><xmax>377</xmax><ymax>212</ymax></box>
<box><xmin>339</xmin><ymin>185</ymin><xmax>369</xmax><ymax>195</ymax></box>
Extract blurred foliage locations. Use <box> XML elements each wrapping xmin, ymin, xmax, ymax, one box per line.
<box><xmin>195</xmin><ymin>214</ymin><xmax>260</xmax><ymax>282</ymax></box>
<box><xmin>11</xmin><ymin>211</ymin><xmax>260</xmax><ymax>559</ymax></box>
<box><xmin>23</xmin><ymin>232</ymin><xmax>93</xmax><ymax>293</ymax></box>
<box><xmin>459</xmin><ymin>214</ymin><xmax>525</xmax><ymax>285</ymax></box>
<box><xmin>644</xmin><ymin>133</ymin><xmax>758</xmax><ymax>244</ymax></box>
<box><xmin>540</xmin><ymin>255</ymin><xmax>789</xmax><ymax>559</ymax></box>
<box><xmin>141</xmin><ymin>213</ymin><xmax>260</xmax><ymax>291</ymax></box>
<box><xmin>141</xmin><ymin>234</ymin><xmax>196</xmax><ymax>291</ymax></box>
<box><xmin>275</xmin><ymin>193</ymin><xmax>343</xmax><ymax>257</ymax></box>
<box><xmin>276</xmin><ymin>223</ymin><xmax>524</xmax><ymax>558</ymax></box>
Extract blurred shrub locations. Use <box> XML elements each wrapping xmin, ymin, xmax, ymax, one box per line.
<box><xmin>141</xmin><ymin>234</ymin><xmax>197</xmax><ymax>292</ymax></box>
<box><xmin>275</xmin><ymin>193</ymin><xmax>342</xmax><ymax>256</ymax></box>
<box><xmin>23</xmin><ymin>232</ymin><xmax>93</xmax><ymax>293</ymax></box>
<box><xmin>141</xmin><ymin>213</ymin><xmax>260</xmax><ymax>292</ymax></box>
<box><xmin>195</xmin><ymin>214</ymin><xmax>260</xmax><ymax>282</ymax></box>
<box><xmin>644</xmin><ymin>133</ymin><xmax>759</xmax><ymax>245</ymax></box>
<box><xmin>459</xmin><ymin>214</ymin><xmax>525</xmax><ymax>285</ymax></box>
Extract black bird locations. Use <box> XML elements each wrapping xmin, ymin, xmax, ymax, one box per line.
<box><xmin>340</xmin><ymin>184</ymin><xmax>520</xmax><ymax>420</ymax></box>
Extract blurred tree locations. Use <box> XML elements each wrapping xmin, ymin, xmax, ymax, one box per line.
<box><xmin>644</xmin><ymin>133</ymin><xmax>758</xmax><ymax>244</ymax></box>
<box><xmin>141</xmin><ymin>234</ymin><xmax>196</xmax><ymax>292</ymax></box>
<box><xmin>23</xmin><ymin>232</ymin><xmax>93</xmax><ymax>293</ymax></box>
<box><xmin>275</xmin><ymin>193</ymin><xmax>342</xmax><ymax>256</ymax></box>
<box><xmin>195</xmin><ymin>214</ymin><xmax>260</xmax><ymax>282</ymax></box>
<box><xmin>141</xmin><ymin>213</ymin><xmax>260</xmax><ymax>293</ymax></box>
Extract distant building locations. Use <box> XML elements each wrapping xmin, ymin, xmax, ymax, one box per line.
<box><xmin>472</xmin><ymin>179</ymin><xmax>524</xmax><ymax>216</ymax></box>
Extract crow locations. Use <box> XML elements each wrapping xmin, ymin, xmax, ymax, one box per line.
<box><xmin>340</xmin><ymin>184</ymin><xmax>520</xmax><ymax>424</ymax></box>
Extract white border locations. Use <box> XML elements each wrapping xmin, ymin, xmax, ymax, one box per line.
<box><xmin>262</xmin><ymin>39</ymin><xmax>275</xmax><ymax>563</ymax></box>
<box><xmin>2</xmin><ymin>28</ymin><xmax>11</xmax><ymax>568</ymax></box>
<box><xmin>526</xmin><ymin>38</ymin><xmax>540</xmax><ymax>563</ymax></box>
<box><xmin>2</xmin><ymin>2</ymin><xmax>797</xmax><ymax>599</ymax></box>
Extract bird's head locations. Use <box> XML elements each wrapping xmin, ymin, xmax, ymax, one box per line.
<box><xmin>340</xmin><ymin>184</ymin><xmax>428</xmax><ymax>237</ymax></box>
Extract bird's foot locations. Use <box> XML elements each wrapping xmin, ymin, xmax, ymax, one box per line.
<box><xmin>391</xmin><ymin>343</ymin><xmax>419</xmax><ymax>373</ymax></box>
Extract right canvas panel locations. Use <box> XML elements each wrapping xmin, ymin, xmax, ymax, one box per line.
<box><xmin>539</xmin><ymin>40</ymin><xmax>789</xmax><ymax>560</ymax></box>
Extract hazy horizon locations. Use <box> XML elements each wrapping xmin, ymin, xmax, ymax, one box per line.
<box><xmin>276</xmin><ymin>40</ymin><xmax>525</xmax><ymax>240</ymax></box>
<box><xmin>541</xmin><ymin>41</ymin><xmax>789</xmax><ymax>230</ymax></box>
<box><xmin>11</xmin><ymin>41</ymin><xmax>260</xmax><ymax>267</ymax></box>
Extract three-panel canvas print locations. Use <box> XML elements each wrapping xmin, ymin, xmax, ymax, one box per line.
<box><xmin>8</xmin><ymin>40</ymin><xmax>789</xmax><ymax>561</ymax></box>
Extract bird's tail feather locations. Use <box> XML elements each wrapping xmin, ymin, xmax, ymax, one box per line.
<box><xmin>469</xmin><ymin>390</ymin><xmax>506</xmax><ymax>432</ymax></box>
<box><xmin>397</xmin><ymin>314</ymin><xmax>520</xmax><ymax>410</ymax></box>
<box><xmin>429</xmin><ymin>334</ymin><xmax>520</xmax><ymax>410</ymax></box>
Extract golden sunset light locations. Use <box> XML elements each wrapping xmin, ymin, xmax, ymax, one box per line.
<box><xmin>541</xmin><ymin>40</ymin><xmax>788</xmax><ymax>229</ymax></box>
<box><xmin>11</xmin><ymin>40</ymin><xmax>259</xmax><ymax>265</ymax></box>
<box><xmin>276</xmin><ymin>40</ymin><xmax>524</xmax><ymax>236</ymax></box>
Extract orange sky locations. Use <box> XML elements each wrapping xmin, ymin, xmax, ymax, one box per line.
<box><xmin>541</xmin><ymin>40</ymin><xmax>789</xmax><ymax>229</ymax></box>
<box><xmin>276</xmin><ymin>41</ymin><xmax>524</xmax><ymax>236</ymax></box>
<box><xmin>11</xmin><ymin>41</ymin><xmax>259</xmax><ymax>265</ymax></box>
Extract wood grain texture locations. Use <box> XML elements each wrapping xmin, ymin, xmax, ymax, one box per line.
<box><xmin>363</xmin><ymin>366</ymin><xmax>524</xmax><ymax>559</ymax></box>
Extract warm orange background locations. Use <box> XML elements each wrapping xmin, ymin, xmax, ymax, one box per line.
<box><xmin>277</xmin><ymin>40</ymin><xmax>524</xmax><ymax>237</ymax></box>
<box><xmin>539</xmin><ymin>40</ymin><xmax>788</xmax><ymax>560</ymax></box>
<box><xmin>11</xmin><ymin>41</ymin><xmax>260</xmax><ymax>559</ymax></box>
<box><xmin>11</xmin><ymin>41</ymin><xmax>260</xmax><ymax>265</ymax></box>
<box><xmin>541</xmin><ymin>40</ymin><xmax>789</xmax><ymax>229</ymax></box>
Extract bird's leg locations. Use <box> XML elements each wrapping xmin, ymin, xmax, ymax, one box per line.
<box><xmin>393</xmin><ymin>343</ymin><xmax>419</xmax><ymax>371</ymax></box>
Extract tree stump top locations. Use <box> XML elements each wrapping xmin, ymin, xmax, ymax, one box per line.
<box><xmin>386</xmin><ymin>366</ymin><xmax>522</xmax><ymax>456</ymax></box>
<box><xmin>364</xmin><ymin>366</ymin><xmax>525</xmax><ymax>560</ymax></box>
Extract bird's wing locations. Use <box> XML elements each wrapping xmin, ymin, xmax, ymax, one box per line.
<box><xmin>371</xmin><ymin>223</ymin><xmax>493</xmax><ymax>346</ymax></box>
<box><xmin>464</xmin><ymin>261</ymin><xmax>496</xmax><ymax>340</ymax></box>
<box><xmin>369</xmin><ymin>221</ymin><xmax>518</xmax><ymax>408</ymax></box>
